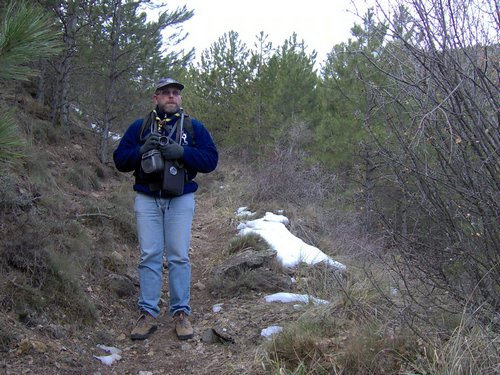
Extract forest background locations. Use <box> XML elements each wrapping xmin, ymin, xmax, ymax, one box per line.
<box><xmin>0</xmin><ymin>0</ymin><xmax>498</xmax><ymax>374</ymax></box>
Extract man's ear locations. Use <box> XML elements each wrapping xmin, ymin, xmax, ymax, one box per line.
<box><xmin>152</xmin><ymin>94</ymin><xmax>158</xmax><ymax>105</ymax></box>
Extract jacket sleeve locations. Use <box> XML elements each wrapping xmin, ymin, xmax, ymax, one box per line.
<box><xmin>182</xmin><ymin>119</ymin><xmax>218</xmax><ymax>173</ymax></box>
<box><xmin>113</xmin><ymin>119</ymin><xmax>143</xmax><ymax>173</ymax></box>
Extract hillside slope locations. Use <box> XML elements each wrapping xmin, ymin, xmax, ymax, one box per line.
<box><xmin>0</xmin><ymin>107</ymin><xmax>308</xmax><ymax>374</ymax></box>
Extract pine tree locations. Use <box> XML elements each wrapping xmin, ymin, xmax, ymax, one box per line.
<box><xmin>191</xmin><ymin>31</ymin><xmax>257</xmax><ymax>148</ymax></box>
<box><xmin>0</xmin><ymin>0</ymin><xmax>61</xmax><ymax>167</ymax></box>
<box><xmin>71</xmin><ymin>0</ymin><xmax>193</xmax><ymax>163</ymax></box>
<box><xmin>316</xmin><ymin>9</ymin><xmax>388</xmax><ymax>231</ymax></box>
<box><xmin>257</xmin><ymin>33</ymin><xmax>318</xmax><ymax>145</ymax></box>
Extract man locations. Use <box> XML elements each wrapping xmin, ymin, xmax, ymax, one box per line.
<box><xmin>113</xmin><ymin>77</ymin><xmax>218</xmax><ymax>340</ymax></box>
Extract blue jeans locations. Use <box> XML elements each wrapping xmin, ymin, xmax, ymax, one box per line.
<box><xmin>134</xmin><ymin>192</ymin><xmax>195</xmax><ymax>318</ymax></box>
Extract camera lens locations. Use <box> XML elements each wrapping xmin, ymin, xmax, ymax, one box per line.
<box><xmin>159</xmin><ymin>136</ymin><xmax>169</xmax><ymax>146</ymax></box>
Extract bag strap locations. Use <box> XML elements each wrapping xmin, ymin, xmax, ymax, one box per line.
<box><xmin>176</xmin><ymin>111</ymin><xmax>184</xmax><ymax>144</ymax></box>
<box><xmin>139</xmin><ymin>111</ymin><xmax>155</xmax><ymax>142</ymax></box>
<box><xmin>183</xmin><ymin>115</ymin><xmax>195</xmax><ymax>146</ymax></box>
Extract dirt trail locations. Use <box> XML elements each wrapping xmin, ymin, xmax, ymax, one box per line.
<box><xmin>2</xmin><ymin>178</ymin><xmax>301</xmax><ymax>375</ymax></box>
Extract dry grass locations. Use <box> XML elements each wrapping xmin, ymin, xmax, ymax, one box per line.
<box><xmin>0</xmin><ymin>106</ymin><xmax>107</xmax><ymax>331</ymax></box>
<box><xmin>1</xmin><ymin>217</ymin><xmax>98</xmax><ymax>325</ymax></box>
<box><xmin>0</xmin><ymin>319</ymin><xmax>15</xmax><ymax>351</ymax></box>
<box><xmin>226</xmin><ymin>232</ymin><xmax>270</xmax><ymax>255</ymax></box>
<box><xmin>66</xmin><ymin>161</ymin><xmax>102</xmax><ymax>191</ymax></box>
<box><xmin>256</xmin><ymin>263</ymin><xmax>419</xmax><ymax>374</ymax></box>
<box><xmin>206</xmin><ymin>144</ymin><xmax>499</xmax><ymax>375</ymax></box>
<box><xmin>408</xmin><ymin>317</ymin><xmax>500</xmax><ymax>375</ymax></box>
<box><xmin>105</xmin><ymin>181</ymin><xmax>136</xmax><ymax>242</ymax></box>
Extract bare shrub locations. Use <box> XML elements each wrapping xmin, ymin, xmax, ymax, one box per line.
<box><xmin>364</xmin><ymin>0</ymin><xmax>500</xmax><ymax>320</ymax></box>
<box><xmin>233</xmin><ymin>120</ymin><xmax>351</xmax><ymax>253</ymax></box>
<box><xmin>252</xmin><ymin>151</ymin><xmax>336</xmax><ymax>210</ymax></box>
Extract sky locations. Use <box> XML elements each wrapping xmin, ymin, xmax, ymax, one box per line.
<box><xmin>150</xmin><ymin>0</ymin><xmax>376</xmax><ymax>67</ymax></box>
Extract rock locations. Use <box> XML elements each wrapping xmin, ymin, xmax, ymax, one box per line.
<box><xmin>108</xmin><ymin>274</ymin><xmax>135</xmax><ymax>297</ymax></box>
<box><xmin>103</xmin><ymin>250</ymin><xmax>127</xmax><ymax>273</ymax></box>
<box><xmin>210</xmin><ymin>248</ymin><xmax>292</xmax><ymax>293</ymax></box>
<box><xmin>211</xmin><ymin>249</ymin><xmax>277</xmax><ymax>279</ymax></box>
<box><xmin>201</xmin><ymin>329</ymin><xmax>216</xmax><ymax>344</ymax></box>
<box><xmin>250</xmin><ymin>268</ymin><xmax>293</xmax><ymax>292</ymax></box>
<box><xmin>201</xmin><ymin>328</ymin><xmax>235</xmax><ymax>344</ymax></box>
<box><xmin>194</xmin><ymin>281</ymin><xmax>206</xmax><ymax>290</ymax></box>
<box><xmin>16</xmin><ymin>338</ymin><xmax>31</xmax><ymax>355</ymax></box>
<box><xmin>46</xmin><ymin>324</ymin><xmax>65</xmax><ymax>339</ymax></box>
<box><xmin>116</xmin><ymin>333</ymin><xmax>127</xmax><ymax>341</ymax></box>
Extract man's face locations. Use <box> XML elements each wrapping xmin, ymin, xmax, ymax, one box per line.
<box><xmin>153</xmin><ymin>86</ymin><xmax>182</xmax><ymax>114</ymax></box>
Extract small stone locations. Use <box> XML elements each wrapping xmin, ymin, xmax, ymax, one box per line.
<box><xmin>194</xmin><ymin>281</ymin><xmax>206</xmax><ymax>290</ymax></box>
<box><xmin>47</xmin><ymin>324</ymin><xmax>65</xmax><ymax>339</ymax></box>
<box><xmin>116</xmin><ymin>333</ymin><xmax>126</xmax><ymax>341</ymax></box>
<box><xmin>108</xmin><ymin>274</ymin><xmax>135</xmax><ymax>297</ymax></box>
<box><xmin>201</xmin><ymin>329</ymin><xmax>215</xmax><ymax>344</ymax></box>
<box><xmin>16</xmin><ymin>338</ymin><xmax>31</xmax><ymax>355</ymax></box>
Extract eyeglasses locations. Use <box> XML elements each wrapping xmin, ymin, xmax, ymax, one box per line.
<box><xmin>156</xmin><ymin>89</ymin><xmax>181</xmax><ymax>97</ymax></box>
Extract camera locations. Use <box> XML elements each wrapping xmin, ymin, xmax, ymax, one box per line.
<box><xmin>159</xmin><ymin>136</ymin><xmax>169</xmax><ymax>146</ymax></box>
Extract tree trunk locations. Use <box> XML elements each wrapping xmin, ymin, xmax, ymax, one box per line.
<box><xmin>99</xmin><ymin>0</ymin><xmax>121</xmax><ymax>163</ymax></box>
<box><xmin>51</xmin><ymin>5</ymin><xmax>77</xmax><ymax>128</ymax></box>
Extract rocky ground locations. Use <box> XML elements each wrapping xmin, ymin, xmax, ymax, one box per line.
<box><xmin>1</xmin><ymin>172</ymin><xmax>303</xmax><ymax>375</ymax></box>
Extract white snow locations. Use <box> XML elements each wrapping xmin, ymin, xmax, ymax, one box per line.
<box><xmin>212</xmin><ymin>303</ymin><xmax>224</xmax><ymax>313</ymax></box>
<box><xmin>93</xmin><ymin>345</ymin><xmax>122</xmax><ymax>366</ymax></box>
<box><xmin>237</xmin><ymin>210</ymin><xmax>346</xmax><ymax>271</ymax></box>
<box><xmin>264</xmin><ymin>292</ymin><xmax>330</xmax><ymax>305</ymax></box>
<box><xmin>235</xmin><ymin>207</ymin><xmax>256</xmax><ymax>217</ymax></box>
<box><xmin>261</xmin><ymin>325</ymin><xmax>283</xmax><ymax>338</ymax></box>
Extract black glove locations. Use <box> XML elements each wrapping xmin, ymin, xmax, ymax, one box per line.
<box><xmin>159</xmin><ymin>139</ymin><xmax>184</xmax><ymax>160</ymax></box>
<box><xmin>139</xmin><ymin>133</ymin><xmax>161</xmax><ymax>154</ymax></box>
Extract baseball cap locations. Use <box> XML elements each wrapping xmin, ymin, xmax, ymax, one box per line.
<box><xmin>155</xmin><ymin>77</ymin><xmax>184</xmax><ymax>91</ymax></box>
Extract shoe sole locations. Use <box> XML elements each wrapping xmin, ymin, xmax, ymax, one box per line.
<box><xmin>130</xmin><ymin>325</ymin><xmax>157</xmax><ymax>340</ymax></box>
<box><xmin>176</xmin><ymin>332</ymin><xmax>194</xmax><ymax>340</ymax></box>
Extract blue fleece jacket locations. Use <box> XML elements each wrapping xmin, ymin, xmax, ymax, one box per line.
<box><xmin>113</xmin><ymin>112</ymin><xmax>218</xmax><ymax>197</ymax></box>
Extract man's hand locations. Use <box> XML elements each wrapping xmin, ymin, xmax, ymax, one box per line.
<box><xmin>139</xmin><ymin>133</ymin><xmax>161</xmax><ymax>154</ymax></box>
<box><xmin>159</xmin><ymin>140</ymin><xmax>184</xmax><ymax>160</ymax></box>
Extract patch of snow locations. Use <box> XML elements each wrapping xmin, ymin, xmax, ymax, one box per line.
<box><xmin>237</xmin><ymin>212</ymin><xmax>346</xmax><ymax>271</ymax></box>
<box><xmin>212</xmin><ymin>303</ymin><xmax>224</xmax><ymax>313</ymax></box>
<box><xmin>261</xmin><ymin>325</ymin><xmax>283</xmax><ymax>338</ymax></box>
<box><xmin>93</xmin><ymin>344</ymin><xmax>122</xmax><ymax>366</ymax></box>
<box><xmin>264</xmin><ymin>292</ymin><xmax>329</xmax><ymax>305</ymax></box>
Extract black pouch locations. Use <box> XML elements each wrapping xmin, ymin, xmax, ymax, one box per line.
<box><xmin>162</xmin><ymin>160</ymin><xmax>185</xmax><ymax>196</ymax></box>
<box><xmin>141</xmin><ymin>149</ymin><xmax>164</xmax><ymax>174</ymax></box>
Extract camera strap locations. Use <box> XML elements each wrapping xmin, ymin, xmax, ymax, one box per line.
<box><xmin>165</xmin><ymin>122</ymin><xmax>178</xmax><ymax>140</ymax></box>
<box><xmin>140</xmin><ymin>109</ymin><xmax>194</xmax><ymax>145</ymax></box>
